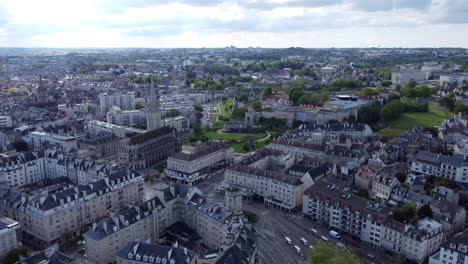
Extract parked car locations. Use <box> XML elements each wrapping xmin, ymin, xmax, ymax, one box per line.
<box><xmin>329</xmin><ymin>230</ymin><xmax>341</xmax><ymax>239</ymax></box>
<box><xmin>300</xmin><ymin>238</ymin><xmax>308</xmax><ymax>246</ymax></box>
<box><xmin>285</xmin><ymin>237</ymin><xmax>292</xmax><ymax>245</ymax></box>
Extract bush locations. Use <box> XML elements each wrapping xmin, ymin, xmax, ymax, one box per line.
<box><xmin>6</xmin><ymin>246</ymin><xmax>29</xmax><ymax>264</ymax></box>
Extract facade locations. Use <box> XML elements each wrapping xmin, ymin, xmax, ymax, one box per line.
<box><xmin>99</xmin><ymin>92</ymin><xmax>136</xmax><ymax>113</ymax></box>
<box><xmin>119</xmin><ymin>127</ymin><xmax>181</xmax><ymax>169</ymax></box>
<box><xmin>371</xmin><ymin>174</ymin><xmax>399</xmax><ymax>200</ymax></box>
<box><xmin>106</xmin><ymin>107</ymin><xmax>146</xmax><ymax>127</ymax></box>
<box><xmin>0</xmin><ymin>152</ymin><xmax>45</xmax><ymax>187</ymax></box>
<box><xmin>85</xmin><ymin>185</ymin><xmax>255</xmax><ymax>264</ymax></box>
<box><xmin>223</xmin><ymin>148</ymin><xmax>313</xmax><ymax>211</ymax></box>
<box><xmin>18</xmin><ymin>247</ymin><xmax>76</xmax><ymax>264</ymax></box>
<box><xmin>146</xmin><ymin>79</ymin><xmax>162</xmax><ymax>131</ymax></box>
<box><xmin>163</xmin><ymin>116</ymin><xmax>190</xmax><ymax>133</ymax></box>
<box><xmin>165</xmin><ymin>141</ymin><xmax>233</xmax><ymax>185</ymax></box>
<box><xmin>23</xmin><ymin>131</ymin><xmax>78</xmax><ymax>153</ymax></box>
<box><xmin>303</xmin><ymin>180</ymin><xmax>444</xmax><ymax>263</ymax></box>
<box><xmin>411</xmin><ymin>151</ymin><xmax>468</xmax><ymax>183</ymax></box>
<box><xmin>391</xmin><ymin>71</ymin><xmax>427</xmax><ymax>84</ymax></box>
<box><xmin>116</xmin><ymin>242</ymin><xmax>195</xmax><ymax>264</ymax></box>
<box><xmin>0</xmin><ymin>217</ymin><xmax>19</xmax><ymax>258</ymax></box>
<box><xmin>0</xmin><ymin>116</ymin><xmax>12</xmax><ymax>127</ymax></box>
<box><xmin>429</xmin><ymin>231</ymin><xmax>468</xmax><ymax>264</ymax></box>
<box><xmin>0</xmin><ymin>169</ymin><xmax>144</xmax><ymax>246</ymax></box>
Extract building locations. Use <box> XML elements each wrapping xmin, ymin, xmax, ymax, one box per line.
<box><xmin>87</xmin><ymin>120</ymin><xmax>144</xmax><ymax>138</ymax></box>
<box><xmin>99</xmin><ymin>92</ymin><xmax>136</xmax><ymax>113</ymax></box>
<box><xmin>0</xmin><ymin>217</ymin><xmax>19</xmax><ymax>258</ymax></box>
<box><xmin>0</xmin><ymin>169</ymin><xmax>144</xmax><ymax>246</ymax></box>
<box><xmin>119</xmin><ymin>127</ymin><xmax>181</xmax><ymax>169</ymax></box>
<box><xmin>371</xmin><ymin>173</ymin><xmax>399</xmax><ymax>201</ymax></box>
<box><xmin>146</xmin><ymin>79</ymin><xmax>162</xmax><ymax>131</ymax></box>
<box><xmin>223</xmin><ymin>148</ymin><xmax>313</xmax><ymax>211</ymax></box>
<box><xmin>163</xmin><ymin>116</ymin><xmax>190</xmax><ymax>133</ymax></box>
<box><xmin>429</xmin><ymin>231</ymin><xmax>467</xmax><ymax>264</ymax></box>
<box><xmin>23</xmin><ymin>131</ymin><xmax>78</xmax><ymax>153</ymax></box>
<box><xmin>0</xmin><ymin>151</ymin><xmax>45</xmax><ymax>187</ymax></box>
<box><xmin>106</xmin><ymin>106</ymin><xmax>146</xmax><ymax>127</ymax></box>
<box><xmin>293</xmin><ymin>123</ymin><xmax>373</xmax><ymax>138</ymax></box>
<box><xmin>0</xmin><ymin>116</ymin><xmax>12</xmax><ymax>127</ymax></box>
<box><xmin>411</xmin><ymin>151</ymin><xmax>468</xmax><ymax>183</ymax></box>
<box><xmin>17</xmin><ymin>247</ymin><xmax>77</xmax><ymax>264</ymax></box>
<box><xmin>85</xmin><ymin>185</ymin><xmax>255</xmax><ymax>264</ymax></box>
<box><xmin>321</xmin><ymin>66</ymin><xmax>336</xmax><ymax>74</ymax></box>
<box><xmin>116</xmin><ymin>242</ymin><xmax>195</xmax><ymax>264</ymax></box>
<box><xmin>392</xmin><ymin>71</ymin><xmax>427</xmax><ymax>84</ymax></box>
<box><xmin>403</xmin><ymin>218</ymin><xmax>444</xmax><ymax>263</ymax></box>
<box><xmin>165</xmin><ymin>141</ymin><xmax>233</xmax><ymax>185</ymax></box>
<box><xmin>439</xmin><ymin>73</ymin><xmax>468</xmax><ymax>86</ymax></box>
<box><xmin>430</xmin><ymin>199</ymin><xmax>466</xmax><ymax>235</ymax></box>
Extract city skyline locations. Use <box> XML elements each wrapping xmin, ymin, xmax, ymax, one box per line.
<box><xmin>0</xmin><ymin>0</ymin><xmax>467</xmax><ymax>48</ymax></box>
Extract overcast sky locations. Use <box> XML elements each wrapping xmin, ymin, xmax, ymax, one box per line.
<box><xmin>0</xmin><ymin>0</ymin><xmax>467</xmax><ymax>48</ymax></box>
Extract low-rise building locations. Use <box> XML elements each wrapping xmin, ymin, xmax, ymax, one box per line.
<box><xmin>411</xmin><ymin>151</ymin><xmax>468</xmax><ymax>183</ymax></box>
<box><xmin>165</xmin><ymin>141</ymin><xmax>233</xmax><ymax>185</ymax></box>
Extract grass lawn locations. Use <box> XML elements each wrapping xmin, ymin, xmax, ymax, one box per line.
<box><xmin>220</xmin><ymin>99</ymin><xmax>233</xmax><ymax>119</ymax></box>
<box><xmin>389</xmin><ymin>111</ymin><xmax>446</xmax><ymax>130</ymax></box>
<box><xmin>210</xmin><ymin>113</ymin><xmax>219</xmax><ymax>123</ymax></box>
<box><xmin>428</xmin><ymin>102</ymin><xmax>439</xmax><ymax>110</ymax></box>
<box><xmin>205</xmin><ymin>131</ymin><xmax>266</xmax><ymax>141</ymax></box>
<box><xmin>379</xmin><ymin>128</ymin><xmax>403</xmax><ymax>140</ymax></box>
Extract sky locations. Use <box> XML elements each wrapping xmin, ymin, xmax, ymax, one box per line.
<box><xmin>0</xmin><ymin>0</ymin><xmax>467</xmax><ymax>48</ymax></box>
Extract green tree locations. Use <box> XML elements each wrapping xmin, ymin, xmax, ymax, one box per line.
<box><xmin>305</xmin><ymin>241</ymin><xmax>358</xmax><ymax>264</ymax></box>
<box><xmin>238</xmin><ymin>93</ymin><xmax>249</xmax><ymax>102</ymax></box>
<box><xmin>252</xmin><ymin>101</ymin><xmax>262</xmax><ymax>111</ymax></box>
<box><xmin>362</xmin><ymin>87</ymin><xmax>379</xmax><ymax>97</ymax></box>
<box><xmin>135</xmin><ymin>102</ymin><xmax>145</xmax><ymax>109</ymax></box>
<box><xmin>193</xmin><ymin>105</ymin><xmax>204</xmax><ymax>112</ymax></box>
<box><xmin>381</xmin><ymin>80</ymin><xmax>392</xmax><ymax>87</ymax></box>
<box><xmin>393</xmin><ymin>202</ymin><xmax>417</xmax><ymax>223</ymax></box>
<box><xmin>380</xmin><ymin>100</ymin><xmax>404</xmax><ymax>122</ymax></box>
<box><xmin>6</xmin><ymin>246</ymin><xmax>29</xmax><ymax>264</ymax></box>
<box><xmin>232</xmin><ymin>107</ymin><xmax>248</xmax><ymax>119</ymax></box>
<box><xmin>221</xmin><ymin>96</ymin><xmax>228</xmax><ymax>102</ymax></box>
<box><xmin>358</xmin><ymin>101</ymin><xmax>381</xmax><ymax>125</ymax></box>
<box><xmin>263</xmin><ymin>86</ymin><xmax>273</xmax><ymax>97</ymax></box>
<box><xmin>417</xmin><ymin>204</ymin><xmax>433</xmax><ymax>218</ymax></box>
<box><xmin>165</xmin><ymin>109</ymin><xmax>181</xmax><ymax>118</ymax></box>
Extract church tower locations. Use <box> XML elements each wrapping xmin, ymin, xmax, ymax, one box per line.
<box><xmin>146</xmin><ymin>79</ymin><xmax>161</xmax><ymax>131</ymax></box>
<box><xmin>37</xmin><ymin>76</ymin><xmax>48</xmax><ymax>103</ymax></box>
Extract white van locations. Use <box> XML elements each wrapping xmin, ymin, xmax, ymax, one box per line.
<box><xmin>320</xmin><ymin>235</ymin><xmax>329</xmax><ymax>242</ymax></box>
<box><xmin>310</xmin><ymin>228</ymin><xmax>318</xmax><ymax>236</ymax></box>
<box><xmin>285</xmin><ymin>237</ymin><xmax>292</xmax><ymax>244</ymax></box>
<box><xmin>294</xmin><ymin>245</ymin><xmax>301</xmax><ymax>253</ymax></box>
<box><xmin>329</xmin><ymin>230</ymin><xmax>341</xmax><ymax>239</ymax></box>
<box><xmin>300</xmin><ymin>238</ymin><xmax>308</xmax><ymax>246</ymax></box>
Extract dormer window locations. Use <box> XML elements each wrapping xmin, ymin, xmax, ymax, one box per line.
<box><xmin>128</xmin><ymin>253</ymin><xmax>133</xmax><ymax>259</ymax></box>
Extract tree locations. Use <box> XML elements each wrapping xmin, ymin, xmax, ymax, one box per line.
<box><xmin>305</xmin><ymin>241</ymin><xmax>359</xmax><ymax>264</ymax></box>
<box><xmin>380</xmin><ymin>100</ymin><xmax>404</xmax><ymax>122</ymax></box>
<box><xmin>358</xmin><ymin>101</ymin><xmax>381</xmax><ymax>125</ymax></box>
<box><xmin>362</xmin><ymin>87</ymin><xmax>379</xmax><ymax>97</ymax></box>
<box><xmin>135</xmin><ymin>102</ymin><xmax>145</xmax><ymax>109</ymax></box>
<box><xmin>392</xmin><ymin>202</ymin><xmax>417</xmax><ymax>223</ymax></box>
<box><xmin>252</xmin><ymin>101</ymin><xmax>262</xmax><ymax>111</ymax></box>
<box><xmin>6</xmin><ymin>246</ymin><xmax>29</xmax><ymax>264</ymax></box>
<box><xmin>395</xmin><ymin>84</ymin><xmax>402</xmax><ymax>92</ymax></box>
<box><xmin>417</xmin><ymin>204</ymin><xmax>433</xmax><ymax>218</ymax></box>
<box><xmin>232</xmin><ymin>108</ymin><xmax>248</xmax><ymax>119</ymax></box>
<box><xmin>11</xmin><ymin>140</ymin><xmax>28</xmax><ymax>152</ymax></box>
<box><xmin>221</xmin><ymin>96</ymin><xmax>228</xmax><ymax>102</ymax></box>
<box><xmin>238</xmin><ymin>93</ymin><xmax>249</xmax><ymax>102</ymax></box>
<box><xmin>395</xmin><ymin>172</ymin><xmax>407</xmax><ymax>183</ymax></box>
<box><xmin>381</xmin><ymin>80</ymin><xmax>392</xmax><ymax>87</ymax></box>
<box><xmin>263</xmin><ymin>86</ymin><xmax>273</xmax><ymax>97</ymax></box>
<box><xmin>165</xmin><ymin>109</ymin><xmax>180</xmax><ymax>118</ymax></box>
<box><xmin>193</xmin><ymin>105</ymin><xmax>204</xmax><ymax>112</ymax></box>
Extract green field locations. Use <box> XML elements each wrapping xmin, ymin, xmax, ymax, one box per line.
<box><xmin>220</xmin><ymin>99</ymin><xmax>233</xmax><ymax>119</ymax></box>
<box><xmin>205</xmin><ymin>131</ymin><xmax>267</xmax><ymax>141</ymax></box>
<box><xmin>388</xmin><ymin>111</ymin><xmax>446</xmax><ymax>130</ymax></box>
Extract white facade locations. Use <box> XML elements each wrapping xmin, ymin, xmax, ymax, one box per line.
<box><xmin>411</xmin><ymin>152</ymin><xmax>468</xmax><ymax>183</ymax></box>
<box><xmin>0</xmin><ymin>116</ymin><xmax>12</xmax><ymax>127</ymax></box>
<box><xmin>0</xmin><ymin>217</ymin><xmax>19</xmax><ymax>258</ymax></box>
<box><xmin>99</xmin><ymin>92</ymin><xmax>136</xmax><ymax>113</ymax></box>
<box><xmin>163</xmin><ymin>116</ymin><xmax>190</xmax><ymax>132</ymax></box>
<box><xmin>392</xmin><ymin>71</ymin><xmax>427</xmax><ymax>84</ymax></box>
<box><xmin>107</xmin><ymin>108</ymin><xmax>146</xmax><ymax>127</ymax></box>
<box><xmin>23</xmin><ymin>131</ymin><xmax>78</xmax><ymax>153</ymax></box>
<box><xmin>0</xmin><ymin>152</ymin><xmax>46</xmax><ymax>187</ymax></box>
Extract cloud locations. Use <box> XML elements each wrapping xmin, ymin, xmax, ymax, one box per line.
<box><xmin>431</xmin><ymin>0</ymin><xmax>468</xmax><ymax>24</ymax></box>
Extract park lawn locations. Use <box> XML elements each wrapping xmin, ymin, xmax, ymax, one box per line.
<box><xmin>220</xmin><ymin>99</ymin><xmax>233</xmax><ymax>119</ymax></box>
<box><xmin>210</xmin><ymin>113</ymin><xmax>219</xmax><ymax>123</ymax></box>
<box><xmin>205</xmin><ymin>131</ymin><xmax>267</xmax><ymax>141</ymax></box>
<box><xmin>389</xmin><ymin>111</ymin><xmax>446</xmax><ymax>131</ymax></box>
<box><xmin>379</xmin><ymin>128</ymin><xmax>403</xmax><ymax>140</ymax></box>
<box><xmin>428</xmin><ymin>102</ymin><xmax>439</xmax><ymax>110</ymax></box>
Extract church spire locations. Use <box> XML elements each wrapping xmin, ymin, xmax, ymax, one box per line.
<box><xmin>146</xmin><ymin>78</ymin><xmax>161</xmax><ymax>131</ymax></box>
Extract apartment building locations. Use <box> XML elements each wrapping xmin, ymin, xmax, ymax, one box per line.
<box><xmin>411</xmin><ymin>151</ymin><xmax>468</xmax><ymax>183</ymax></box>
<box><xmin>116</xmin><ymin>242</ymin><xmax>195</xmax><ymax>264</ymax></box>
<box><xmin>18</xmin><ymin>247</ymin><xmax>76</xmax><ymax>264</ymax></box>
<box><xmin>371</xmin><ymin>174</ymin><xmax>399</xmax><ymax>200</ymax></box>
<box><xmin>87</xmin><ymin>120</ymin><xmax>144</xmax><ymax>138</ymax></box>
<box><xmin>165</xmin><ymin>141</ymin><xmax>233</xmax><ymax>185</ymax></box>
<box><xmin>429</xmin><ymin>231</ymin><xmax>467</xmax><ymax>264</ymax></box>
<box><xmin>0</xmin><ymin>116</ymin><xmax>12</xmax><ymax>127</ymax></box>
<box><xmin>267</xmin><ymin>140</ymin><xmax>326</xmax><ymax>160</ymax></box>
<box><xmin>119</xmin><ymin>126</ymin><xmax>181</xmax><ymax>170</ymax></box>
<box><xmin>391</xmin><ymin>70</ymin><xmax>427</xmax><ymax>84</ymax></box>
<box><xmin>23</xmin><ymin>131</ymin><xmax>78</xmax><ymax>153</ymax></box>
<box><xmin>0</xmin><ymin>151</ymin><xmax>45</xmax><ymax>187</ymax></box>
<box><xmin>99</xmin><ymin>92</ymin><xmax>136</xmax><ymax>113</ymax></box>
<box><xmin>0</xmin><ymin>217</ymin><xmax>19</xmax><ymax>258</ymax></box>
<box><xmin>0</xmin><ymin>169</ymin><xmax>144</xmax><ymax>246</ymax></box>
<box><xmin>106</xmin><ymin>107</ymin><xmax>146</xmax><ymax>127</ymax></box>
<box><xmin>296</xmin><ymin>123</ymin><xmax>373</xmax><ymax>138</ymax></box>
<box><xmin>85</xmin><ymin>184</ymin><xmax>251</xmax><ymax>264</ymax></box>
<box><xmin>303</xmin><ymin>180</ymin><xmax>444</xmax><ymax>263</ymax></box>
<box><xmin>224</xmin><ymin>148</ymin><xmax>313</xmax><ymax>211</ymax></box>
<box><xmin>163</xmin><ymin>116</ymin><xmax>190</xmax><ymax>133</ymax></box>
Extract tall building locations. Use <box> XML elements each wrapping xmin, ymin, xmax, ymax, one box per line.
<box><xmin>99</xmin><ymin>92</ymin><xmax>136</xmax><ymax>113</ymax></box>
<box><xmin>0</xmin><ymin>217</ymin><xmax>19</xmax><ymax>258</ymax></box>
<box><xmin>37</xmin><ymin>76</ymin><xmax>48</xmax><ymax>104</ymax></box>
<box><xmin>146</xmin><ymin>79</ymin><xmax>162</xmax><ymax>131</ymax></box>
